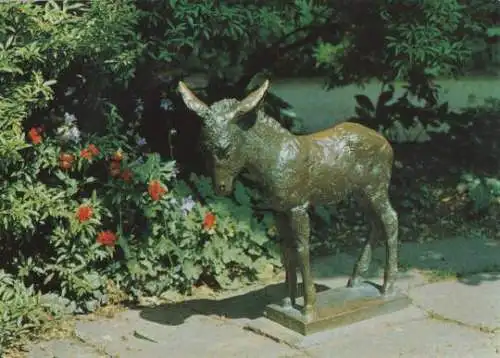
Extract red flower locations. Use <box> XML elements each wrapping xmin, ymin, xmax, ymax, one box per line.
<box><xmin>120</xmin><ymin>168</ymin><xmax>132</xmax><ymax>182</ymax></box>
<box><xmin>59</xmin><ymin>152</ymin><xmax>74</xmax><ymax>163</ymax></box>
<box><xmin>80</xmin><ymin>148</ymin><xmax>92</xmax><ymax>160</ymax></box>
<box><xmin>96</xmin><ymin>231</ymin><xmax>117</xmax><ymax>247</ymax></box>
<box><xmin>80</xmin><ymin>144</ymin><xmax>99</xmax><ymax>160</ymax></box>
<box><xmin>59</xmin><ymin>152</ymin><xmax>75</xmax><ymax>170</ymax></box>
<box><xmin>76</xmin><ymin>205</ymin><xmax>93</xmax><ymax>223</ymax></box>
<box><xmin>28</xmin><ymin>127</ymin><xmax>42</xmax><ymax>144</ymax></box>
<box><xmin>88</xmin><ymin>144</ymin><xmax>99</xmax><ymax>156</ymax></box>
<box><xmin>148</xmin><ymin>180</ymin><xmax>167</xmax><ymax>201</ymax></box>
<box><xmin>60</xmin><ymin>160</ymin><xmax>72</xmax><ymax>170</ymax></box>
<box><xmin>203</xmin><ymin>212</ymin><xmax>216</xmax><ymax>230</ymax></box>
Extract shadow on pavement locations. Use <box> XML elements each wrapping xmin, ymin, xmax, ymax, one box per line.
<box><xmin>457</xmin><ymin>271</ymin><xmax>500</xmax><ymax>285</ymax></box>
<box><xmin>138</xmin><ymin>282</ymin><xmax>329</xmax><ymax>326</ymax></box>
<box><xmin>139</xmin><ymin>236</ymin><xmax>499</xmax><ymax>327</ymax></box>
<box><xmin>368</xmin><ymin>236</ymin><xmax>499</xmax><ymax>286</ymax></box>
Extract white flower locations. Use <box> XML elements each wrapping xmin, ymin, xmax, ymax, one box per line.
<box><xmin>67</xmin><ymin>126</ymin><xmax>81</xmax><ymax>143</ymax></box>
<box><xmin>64</xmin><ymin>112</ymin><xmax>77</xmax><ymax>125</ymax></box>
<box><xmin>56</xmin><ymin>125</ymin><xmax>81</xmax><ymax>143</ymax></box>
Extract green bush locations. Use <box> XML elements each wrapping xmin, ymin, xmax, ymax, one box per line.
<box><xmin>0</xmin><ymin>1</ymin><xmax>282</xmax><ymax>351</ymax></box>
<box><xmin>110</xmin><ymin>173</ymin><xmax>281</xmax><ymax>298</ymax></box>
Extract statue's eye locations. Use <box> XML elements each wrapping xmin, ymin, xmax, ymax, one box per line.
<box><xmin>214</xmin><ymin>145</ymin><xmax>231</xmax><ymax>160</ymax></box>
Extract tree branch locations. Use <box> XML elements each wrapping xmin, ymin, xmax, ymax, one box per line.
<box><xmin>235</xmin><ymin>21</ymin><xmax>340</xmax><ymax>90</ymax></box>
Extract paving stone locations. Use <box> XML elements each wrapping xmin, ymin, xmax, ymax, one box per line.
<box><xmin>75</xmin><ymin>308</ymin><xmax>300</xmax><ymax>358</ymax></box>
<box><xmin>26</xmin><ymin>339</ymin><xmax>103</xmax><ymax>358</ymax></box>
<box><xmin>409</xmin><ymin>273</ymin><xmax>500</xmax><ymax>331</ymax></box>
<box><xmin>304</xmin><ymin>316</ymin><xmax>498</xmax><ymax>358</ymax></box>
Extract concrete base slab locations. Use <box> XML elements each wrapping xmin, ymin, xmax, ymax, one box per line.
<box><xmin>264</xmin><ymin>283</ymin><xmax>410</xmax><ymax>335</ymax></box>
<box><xmin>246</xmin><ymin>306</ymin><xmax>427</xmax><ymax>350</ymax></box>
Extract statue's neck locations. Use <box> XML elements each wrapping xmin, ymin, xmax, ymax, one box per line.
<box><xmin>242</xmin><ymin>110</ymin><xmax>300</xmax><ymax>177</ymax></box>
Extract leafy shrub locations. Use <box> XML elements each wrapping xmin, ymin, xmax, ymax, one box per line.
<box><xmin>458</xmin><ymin>173</ymin><xmax>500</xmax><ymax>214</ymax></box>
<box><xmin>352</xmin><ymin>84</ymin><xmax>451</xmax><ymax>141</ymax></box>
<box><xmin>0</xmin><ymin>2</ymin><xmax>285</xmax><ymax>351</ymax></box>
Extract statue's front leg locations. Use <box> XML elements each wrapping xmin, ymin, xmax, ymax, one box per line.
<box><xmin>276</xmin><ymin>213</ymin><xmax>297</xmax><ymax>309</ymax></box>
<box><xmin>289</xmin><ymin>206</ymin><xmax>315</xmax><ymax>322</ymax></box>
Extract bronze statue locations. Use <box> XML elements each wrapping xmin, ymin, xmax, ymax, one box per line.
<box><xmin>178</xmin><ymin>80</ymin><xmax>399</xmax><ymax>323</ymax></box>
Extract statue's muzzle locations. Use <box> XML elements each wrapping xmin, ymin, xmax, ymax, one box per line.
<box><xmin>213</xmin><ymin>170</ymin><xmax>234</xmax><ymax>196</ymax></box>
<box><xmin>214</xmin><ymin>180</ymin><xmax>232</xmax><ymax>196</ymax></box>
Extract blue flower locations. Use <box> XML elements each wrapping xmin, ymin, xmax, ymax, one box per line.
<box><xmin>160</xmin><ymin>98</ymin><xmax>173</xmax><ymax>111</ymax></box>
<box><xmin>181</xmin><ymin>196</ymin><xmax>196</xmax><ymax>215</ymax></box>
<box><xmin>136</xmin><ymin>137</ymin><xmax>147</xmax><ymax>146</ymax></box>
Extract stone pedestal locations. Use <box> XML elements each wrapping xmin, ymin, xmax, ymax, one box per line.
<box><xmin>264</xmin><ymin>283</ymin><xmax>410</xmax><ymax>335</ymax></box>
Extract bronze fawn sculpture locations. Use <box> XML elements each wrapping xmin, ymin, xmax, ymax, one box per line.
<box><xmin>178</xmin><ymin>79</ymin><xmax>398</xmax><ymax>322</ymax></box>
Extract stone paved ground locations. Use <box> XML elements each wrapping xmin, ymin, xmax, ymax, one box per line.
<box><xmin>25</xmin><ymin>236</ymin><xmax>500</xmax><ymax>358</ymax></box>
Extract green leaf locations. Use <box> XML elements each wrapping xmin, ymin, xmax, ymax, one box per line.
<box><xmin>354</xmin><ymin>94</ymin><xmax>375</xmax><ymax>112</ymax></box>
<box><xmin>233</xmin><ymin>181</ymin><xmax>251</xmax><ymax>206</ymax></box>
<box><xmin>43</xmin><ymin>79</ymin><xmax>57</xmax><ymax>87</ymax></box>
<box><xmin>248</xmin><ymin>231</ymin><xmax>269</xmax><ymax>246</ymax></box>
<box><xmin>181</xmin><ymin>260</ymin><xmax>202</xmax><ymax>281</ymax></box>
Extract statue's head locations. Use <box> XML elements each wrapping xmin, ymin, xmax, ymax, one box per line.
<box><xmin>178</xmin><ymin>80</ymin><xmax>270</xmax><ymax>196</ymax></box>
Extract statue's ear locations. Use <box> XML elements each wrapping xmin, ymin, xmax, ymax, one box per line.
<box><xmin>235</xmin><ymin>80</ymin><xmax>270</xmax><ymax>117</ymax></box>
<box><xmin>178</xmin><ymin>81</ymin><xmax>209</xmax><ymax>115</ymax></box>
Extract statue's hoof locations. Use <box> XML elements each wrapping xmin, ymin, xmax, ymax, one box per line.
<box><xmin>281</xmin><ymin>297</ymin><xmax>293</xmax><ymax>309</ymax></box>
<box><xmin>381</xmin><ymin>283</ymin><xmax>396</xmax><ymax>297</ymax></box>
<box><xmin>302</xmin><ymin>307</ymin><xmax>314</xmax><ymax>322</ymax></box>
<box><xmin>347</xmin><ymin>277</ymin><xmax>363</xmax><ymax>288</ymax></box>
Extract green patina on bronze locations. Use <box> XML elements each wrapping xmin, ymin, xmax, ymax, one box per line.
<box><xmin>178</xmin><ymin>80</ymin><xmax>399</xmax><ymax>323</ymax></box>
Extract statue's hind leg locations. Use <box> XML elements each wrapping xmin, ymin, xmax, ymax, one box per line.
<box><xmin>358</xmin><ymin>188</ymin><xmax>398</xmax><ymax>295</ymax></box>
<box><xmin>376</xmin><ymin>196</ymin><xmax>398</xmax><ymax>295</ymax></box>
<box><xmin>347</xmin><ymin>222</ymin><xmax>379</xmax><ymax>288</ymax></box>
<box><xmin>347</xmin><ymin>193</ymin><xmax>381</xmax><ymax>288</ymax></box>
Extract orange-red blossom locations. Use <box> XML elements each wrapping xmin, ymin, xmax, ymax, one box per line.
<box><xmin>59</xmin><ymin>152</ymin><xmax>75</xmax><ymax>170</ymax></box>
<box><xmin>203</xmin><ymin>212</ymin><xmax>216</xmax><ymax>230</ymax></box>
<box><xmin>148</xmin><ymin>180</ymin><xmax>167</xmax><ymax>201</ymax></box>
<box><xmin>76</xmin><ymin>205</ymin><xmax>93</xmax><ymax>223</ymax></box>
<box><xmin>28</xmin><ymin>127</ymin><xmax>43</xmax><ymax>144</ymax></box>
<box><xmin>96</xmin><ymin>230</ymin><xmax>117</xmax><ymax>247</ymax></box>
<box><xmin>80</xmin><ymin>144</ymin><xmax>99</xmax><ymax>160</ymax></box>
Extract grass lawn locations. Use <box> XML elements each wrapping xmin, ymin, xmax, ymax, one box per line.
<box><xmin>271</xmin><ymin>75</ymin><xmax>500</xmax><ymax>132</ymax></box>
